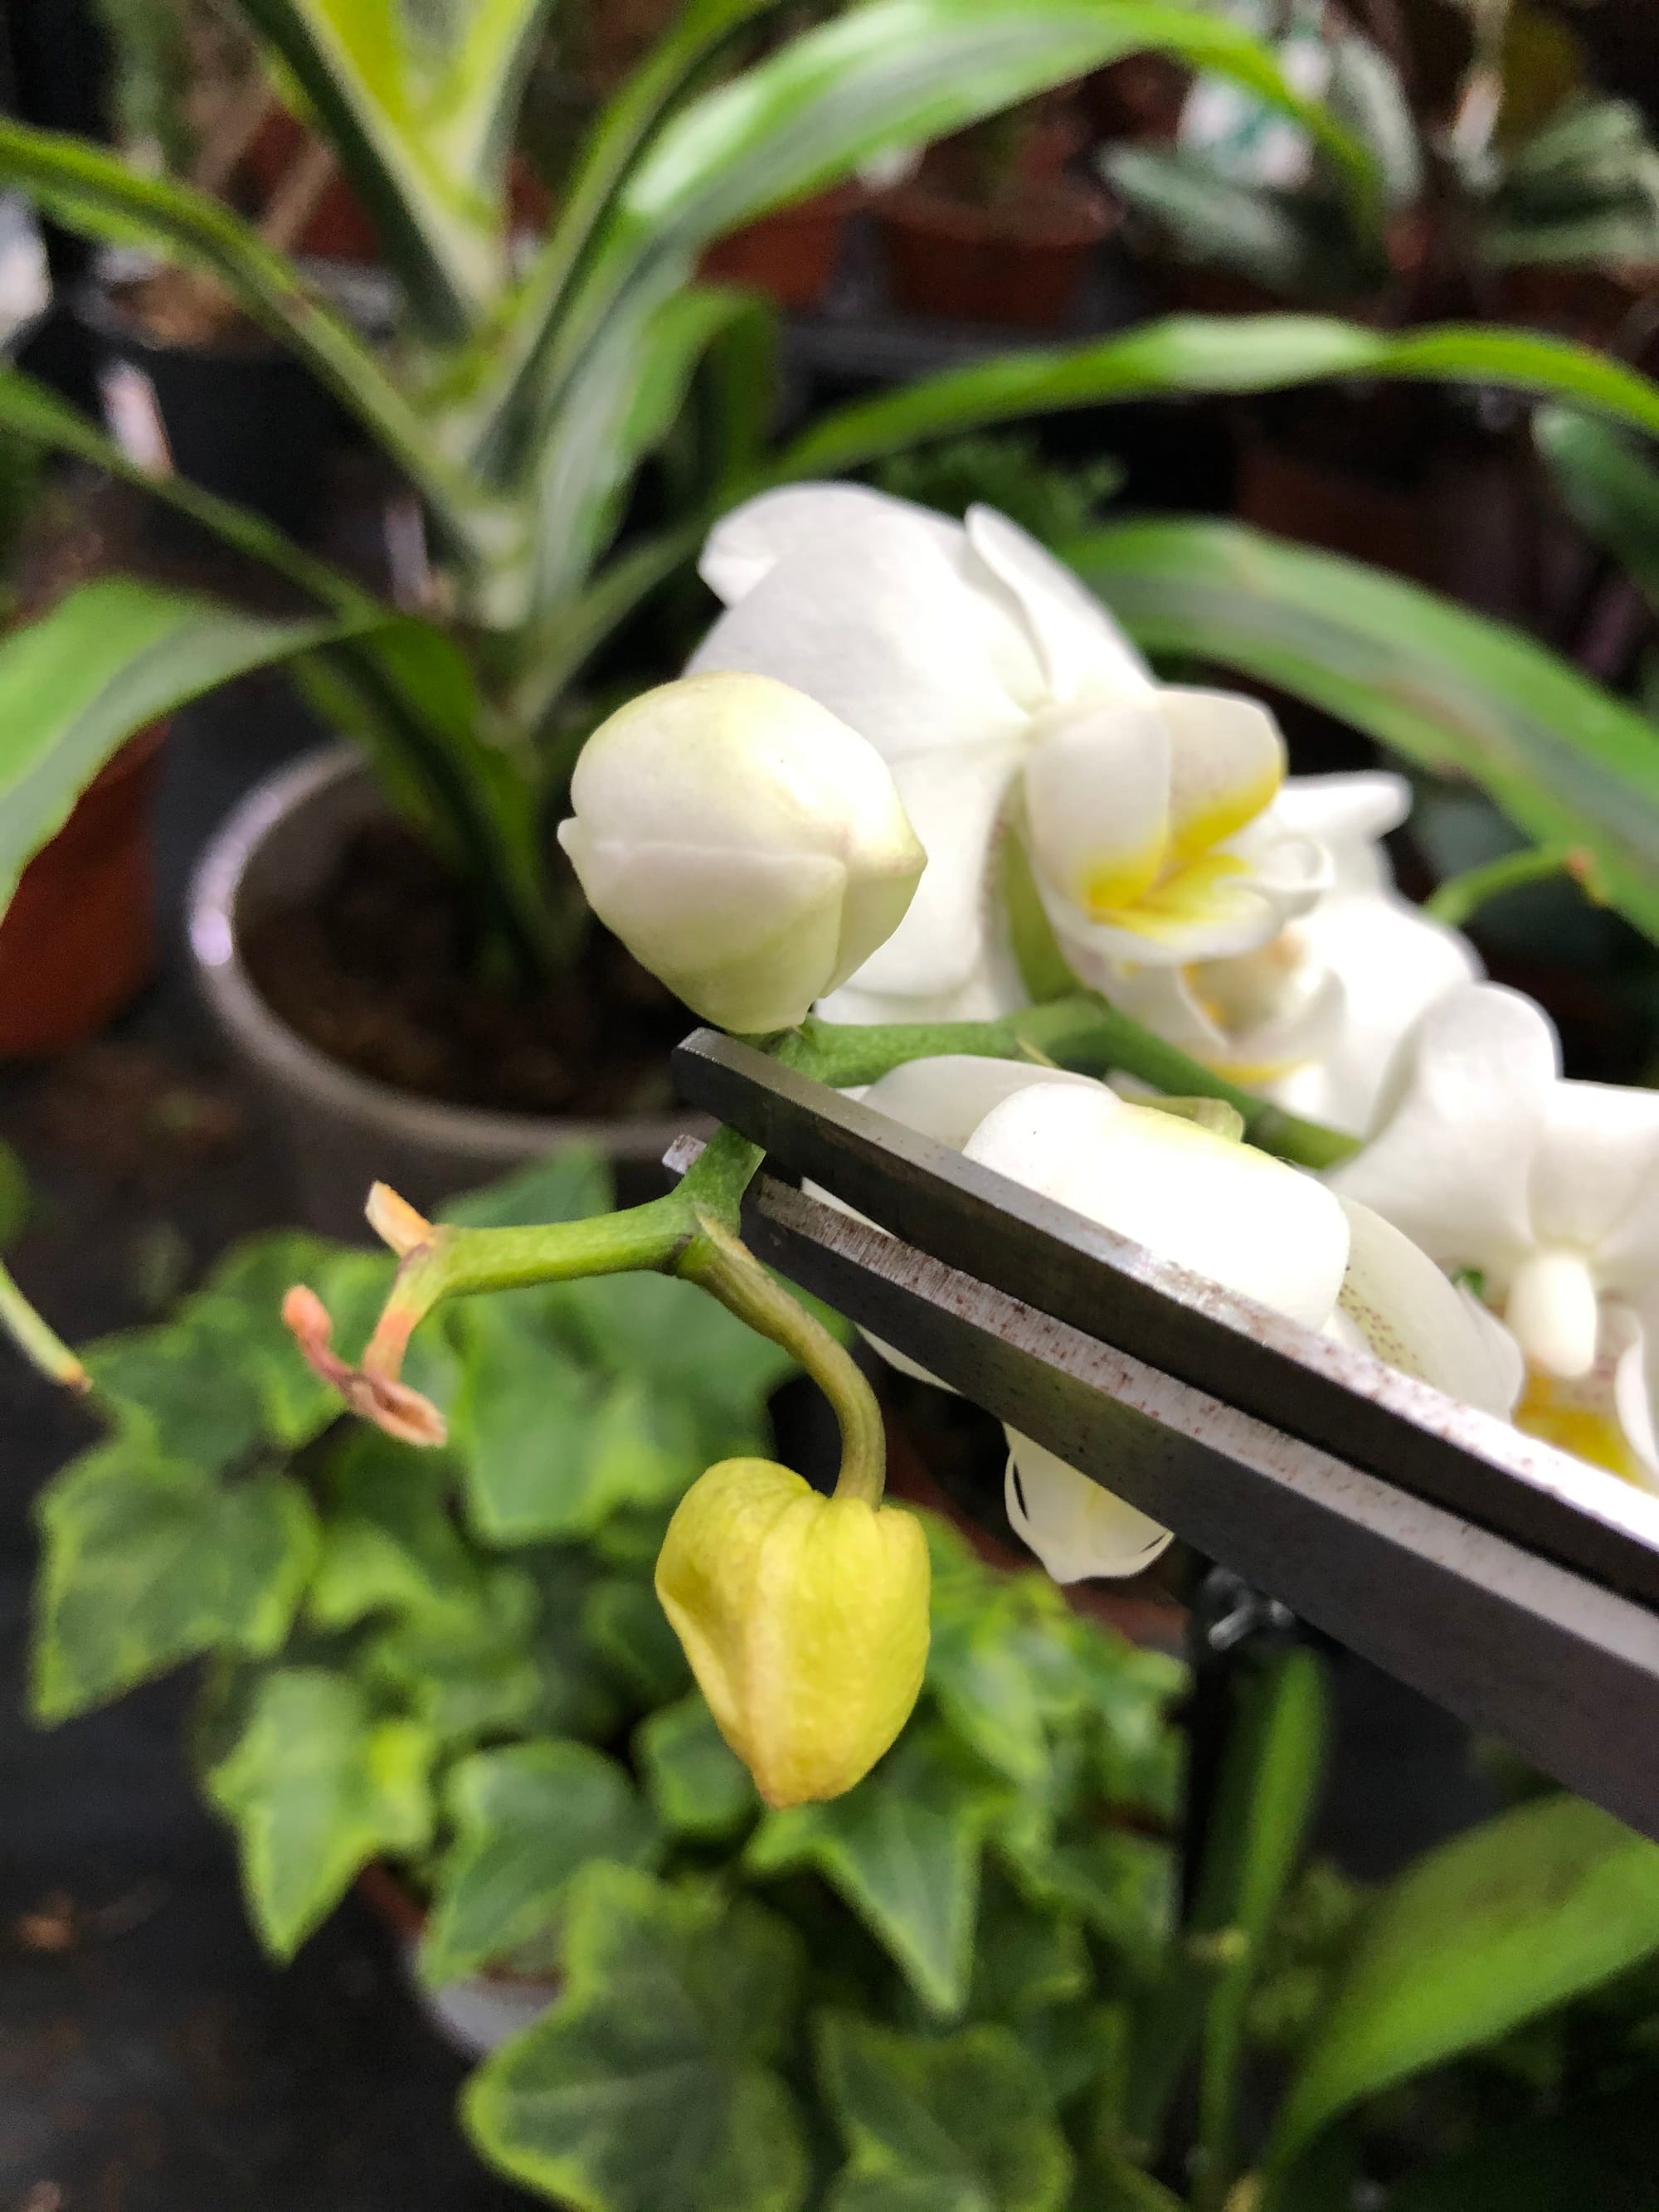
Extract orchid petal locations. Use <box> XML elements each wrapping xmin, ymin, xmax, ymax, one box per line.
<box><xmin>1529</xmin><ymin>1079</ymin><xmax>1659</xmax><ymax>1286</ymax></box>
<box><xmin>845</xmin><ymin>740</ymin><xmax>1024</xmax><ymax>1001</ymax></box>
<box><xmin>691</xmin><ymin>493</ymin><xmax>1041</xmax><ymax>758</ymax></box>
<box><xmin>1330</xmin><ymin>985</ymin><xmax>1559</xmax><ymax>1284</ymax></box>
<box><xmin>698</xmin><ymin>482</ymin><xmax>965</xmax><ymax>604</ymax></box>
<box><xmin>1268</xmin><ymin>772</ymin><xmax>1411</xmax><ymax>893</ymax></box>
<box><xmin>1003</xmin><ymin>1437</ymin><xmax>1173</xmax><ymax>1583</ymax></box>
<box><xmin>965</xmin><ymin>504</ymin><xmax>1151</xmax><ymax>706</ymax></box>
<box><xmin>861</xmin><ymin>1056</ymin><xmax>1102</xmax><ymax>1153</ymax></box>
<box><xmin>563</xmin><ymin>834</ymin><xmax>848</xmax><ymax>1032</ymax></box>
<box><xmin>1505</xmin><ymin>1247</ymin><xmax>1602</xmax><ymax>1380</ymax></box>
<box><xmin>1264</xmin><ymin>892</ymin><xmax>1480</xmax><ymax>1137</ymax></box>
<box><xmin>1159</xmin><ymin>688</ymin><xmax>1286</xmax><ymax>862</ymax></box>
<box><xmin>963</xmin><ymin>1083</ymin><xmax>1350</xmax><ymax>1330</ymax></box>
<box><xmin>1021</xmin><ymin>698</ymin><xmax>1171</xmax><ymax>921</ymax></box>
<box><xmin>1334</xmin><ymin>1197</ymin><xmax>1523</xmax><ymax>1417</ymax></box>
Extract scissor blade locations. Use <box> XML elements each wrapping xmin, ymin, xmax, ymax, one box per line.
<box><xmin>727</xmin><ymin>1160</ymin><xmax>1659</xmax><ymax>1843</ymax></box>
<box><xmin>672</xmin><ymin>1028</ymin><xmax>1659</xmax><ymax>1611</ymax></box>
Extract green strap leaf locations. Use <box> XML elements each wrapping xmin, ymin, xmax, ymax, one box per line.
<box><xmin>32</xmin><ymin>1441</ymin><xmax>319</xmax><ymax>1723</ymax></box>
<box><xmin>464</xmin><ymin>1864</ymin><xmax>809</xmax><ymax>2212</ymax></box>
<box><xmin>465</xmin><ymin>0</ymin><xmax>780</xmax><ymax>464</ymax></box>
<box><xmin>816</xmin><ymin>2009</ymin><xmax>1073</xmax><ymax>2212</ymax></box>
<box><xmin>747</xmin><ymin>1728</ymin><xmax>1005</xmax><ymax>2020</ymax></box>
<box><xmin>620</xmin><ymin>1</ymin><xmax>1375</xmax><ymax>260</ymax></box>
<box><xmin>0</xmin><ymin>576</ymin><xmax>341</xmax><ymax>912</ymax></box>
<box><xmin>533</xmin><ymin>281</ymin><xmax>776</xmax><ymax>615</ymax></box>
<box><xmin>236</xmin><ymin>0</ymin><xmax>528</xmax><ymax>332</ymax></box>
<box><xmin>420</xmin><ymin>1739</ymin><xmax>663</xmax><ymax>1987</ymax></box>
<box><xmin>0</xmin><ymin>122</ymin><xmax>473</xmax><ymax>526</ymax></box>
<box><xmin>777</xmin><ymin>314</ymin><xmax>1659</xmax><ymax>480</ymax></box>
<box><xmin>635</xmin><ymin>1689</ymin><xmax>760</xmax><ymax>1843</ymax></box>
<box><xmin>207</xmin><ymin>1665</ymin><xmax>436</xmax><ymax>1959</ymax></box>
<box><xmin>1068</xmin><ymin>517</ymin><xmax>1659</xmax><ymax>946</ymax></box>
<box><xmin>1535</xmin><ymin>402</ymin><xmax>1659</xmax><ymax>614</ymax></box>
<box><xmin>1265</xmin><ymin>1795</ymin><xmax>1659</xmax><ymax>2183</ymax></box>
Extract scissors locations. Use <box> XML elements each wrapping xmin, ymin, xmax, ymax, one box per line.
<box><xmin>670</xmin><ymin>1026</ymin><xmax>1659</xmax><ymax>1845</ymax></box>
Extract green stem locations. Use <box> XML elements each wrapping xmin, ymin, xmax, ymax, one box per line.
<box><xmin>0</xmin><ymin>1258</ymin><xmax>86</xmax><ymax>1391</ymax></box>
<box><xmin>361</xmin><ymin>1125</ymin><xmax>761</xmax><ymax>1378</ymax></box>
<box><xmin>677</xmin><ymin>1211</ymin><xmax>886</xmax><ymax>1506</ymax></box>
<box><xmin>1425</xmin><ymin>843</ymin><xmax>1589</xmax><ymax>929</ymax></box>
<box><xmin>784</xmin><ymin>995</ymin><xmax>1357</xmax><ymax>1170</ymax></box>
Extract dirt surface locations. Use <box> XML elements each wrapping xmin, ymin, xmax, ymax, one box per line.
<box><xmin>241</xmin><ymin>819</ymin><xmax>689</xmax><ymax>1118</ymax></box>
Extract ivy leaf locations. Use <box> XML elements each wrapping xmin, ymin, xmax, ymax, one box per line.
<box><xmin>361</xmin><ymin>1564</ymin><xmax>545</xmax><ymax>1746</ymax></box>
<box><xmin>635</xmin><ymin>1690</ymin><xmax>759</xmax><ymax>1843</ymax></box>
<box><xmin>968</xmin><ymin>1868</ymin><xmax>1090</xmax><ymax>2024</ymax></box>
<box><xmin>747</xmin><ymin>1728</ymin><xmax>1007</xmax><ymax>2020</ymax></box>
<box><xmin>206</xmin><ymin>1665</ymin><xmax>435</xmax><ymax>1959</ymax></box>
<box><xmin>453</xmin><ymin>1303</ymin><xmax>704</xmax><ymax>1544</ymax></box>
<box><xmin>464</xmin><ymin>1865</ymin><xmax>808</xmax><ymax>2212</ymax></box>
<box><xmin>995</xmin><ymin>1820</ymin><xmax>1174</xmax><ymax>1981</ymax></box>
<box><xmin>816</xmin><ymin>2010</ymin><xmax>1073</xmax><ymax>2212</ymax></box>
<box><xmin>1267</xmin><ymin>1794</ymin><xmax>1659</xmax><ymax>2181</ymax></box>
<box><xmin>420</xmin><ymin>1740</ymin><xmax>663</xmax><ymax>1988</ymax></box>
<box><xmin>85</xmin><ymin>1309</ymin><xmax>271</xmax><ymax>1472</ymax></box>
<box><xmin>582</xmin><ymin>1575</ymin><xmax>692</xmax><ymax>1709</ymax></box>
<box><xmin>526</xmin><ymin>1548</ymin><xmax>632</xmax><ymax>1743</ymax></box>
<box><xmin>560</xmin><ymin>1266</ymin><xmax>796</xmax><ymax>1438</ymax></box>
<box><xmin>308</xmin><ymin>1430</ymin><xmax>484</xmax><ymax>1628</ymax></box>
<box><xmin>32</xmin><ymin>1441</ymin><xmax>319</xmax><ymax>1721</ymax></box>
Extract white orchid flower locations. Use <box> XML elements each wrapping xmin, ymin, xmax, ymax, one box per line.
<box><xmin>857</xmin><ymin>1057</ymin><xmax>1521</xmax><ymax>1581</ymax></box>
<box><xmin>558</xmin><ymin>672</ymin><xmax>925</xmax><ymax>1033</ymax></box>
<box><xmin>688</xmin><ymin>484</ymin><xmax>1333</xmax><ymax>1024</ymax></box>
<box><xmin>1107</xmin><ymin>774</ymin><xmax>1481</xmax><ymax>1137</ymax></box>
<box><xmin>1333</xmin><ymin>983</ymin><xmax>1659</xmax><ymax>1484</ymax></box>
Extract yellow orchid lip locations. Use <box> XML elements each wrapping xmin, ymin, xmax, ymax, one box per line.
<box><xmin>1516</xmin><ymin>1365</ymin><xmax>1649</xmax><ymax>1485</ymax></box>
<box><xmin>1083</xmin><ymin>849</ymin><xmax>1253</xmax><ymax>944</ymax></box>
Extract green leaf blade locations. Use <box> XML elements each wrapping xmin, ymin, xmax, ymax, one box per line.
<box><xmin>464</xmin><ymin>1864</ymin><xmax>809</xmax><ymax>2212</ymax></box>
<box><xmin>421</xmin><ymin>1739</ymin><xmax>663</xmax><ymax>1987</ymax></box>
<box><xmin>206</xmin><ymin>1665</ymin><xmax>436</xmax><ymax>1959</ymax></box>
<box><xmin>1267</xmin><ymin>1795</ymin><xmax>1659</xmax><ymax>2178</ymax></box>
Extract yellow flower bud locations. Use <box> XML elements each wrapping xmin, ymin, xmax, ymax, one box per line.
<box><xmin>654</xmin><ymin>1458</ymin><xmax>930</xmax><ymax>1808</ymax></box>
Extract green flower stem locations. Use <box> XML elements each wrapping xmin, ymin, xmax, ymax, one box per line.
<box><xmin>1424</xmin><ymin>843</ymin><xmax>1591</xmax><ymax>929</ymax></box>
<box><xmin>0</xmin><ymin>1257</ymin><xmax>86</xmax><ymax>1391</ymax></box>
<box><xmin>780</xmin><ymin>994</ymin><xmax>1357</xmax><ymax>1170</ymax></box>
<box><xmin>677</xmin><ymin>1211</ymin><xmax>887</xmax><ymax>1508</ymax></box>
<box><xmin>359</xmin><ymin>1125</ymin><xmax>761</xmax><ymax>1378</ymax></box>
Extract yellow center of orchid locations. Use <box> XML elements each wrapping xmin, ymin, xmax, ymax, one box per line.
<box><xmin>1515</xmin><ymin>1366</ymin><xmax>1650</xmax><ymax>1486</ymax></box>
<box><xmin>1078</xmin><ymin>757</ymin><xmax>1281</xmax><ymax>946</ymax></box>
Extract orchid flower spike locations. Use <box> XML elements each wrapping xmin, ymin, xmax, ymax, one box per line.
<box><xmin>849</xmin><ymin>1057</ymin><xmax>1520</xmax><ymax>1582</ymax></box>
<box><xmin>558</xmin><ymin>671</ymin><xmax>925</xmax><ymax>1033</ymax></box>
<box><xmin>688</xmin><ymin>484</ymin><xmax>1331</xmax><ymax>1023</ymax></box>
<box><xmin>1333</xmin><ymin>984</ymin><xmax>1659</xmax><ymax>1484</ymax></box>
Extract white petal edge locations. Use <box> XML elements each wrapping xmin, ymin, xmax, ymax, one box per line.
<box><xmin>1005</xmin><ymin>1436</ymin><xmax>1174</xmax><ymax>1583</ymax></box>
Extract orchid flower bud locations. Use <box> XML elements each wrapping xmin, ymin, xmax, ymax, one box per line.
<box><xmin>654</xmin><ymin>1457</ymin><xmax>930</xmax><ymax>1807</ymax></box>
<box><xmin>557</xmin><ymin>673</ymin><xmax>926</xmax><ymax>1033</ymax></box>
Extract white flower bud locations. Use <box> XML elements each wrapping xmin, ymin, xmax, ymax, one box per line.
<box><xmin>557</xmin><ymin>673</ymin><xmax>927</xmax><ymax>1033</ymax></box>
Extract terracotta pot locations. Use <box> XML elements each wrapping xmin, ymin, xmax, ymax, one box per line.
<box><xmin>878</xmin><ymin>181</ymin><xmax>1112</xmax><ymax>328</ymax></box>
<box><xmin>187</xmin><ymin>747</ymin><xmax>706</xmax><ymax>1237</ymax></box>
<box><xmin>0</xmin><ymin>723</ymin><xmax>166</xmax><ymax>1059</ymax></box>
<box><xmin>698</xmin><ymin>187</ymin><xmax>862</xmax><ymax>310</ymax></box>
<box><xmin>357</xmin><ymin>1864</ymin><xmax>559</xmax><ymax>2058</ymax></box>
